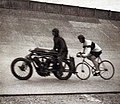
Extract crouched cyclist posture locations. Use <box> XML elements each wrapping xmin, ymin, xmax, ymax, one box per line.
<box><xmin>77</xmin><ymin>35</ymin><xmax>102</xmax><ymax>76</ymax></box>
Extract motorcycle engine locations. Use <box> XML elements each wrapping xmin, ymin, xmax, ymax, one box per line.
<box><xmin>36</xmin><ymin>67</ymin><xmax>50</xmax><ymax>77</ymax></box>
<box><xmin>34</xmin><ymin>56</ymin><xmax>51</xmax><ymax>77</ymax></box>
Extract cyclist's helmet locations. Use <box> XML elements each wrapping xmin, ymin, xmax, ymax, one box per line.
<box><xmin>52</xmin><ymin>28</ymin><xmax>59</xmax><ymax>37</ymax></box>
<box><xmin>78</xmin><ymin>35</ymin><xmax>85</xmax><ymax>43</ymax></box>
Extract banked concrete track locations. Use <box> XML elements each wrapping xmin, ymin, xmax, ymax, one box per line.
<box><xmin>0</xmin><ymin>8</ymin><xmax>120</xmax><ymax>95</ymax></box>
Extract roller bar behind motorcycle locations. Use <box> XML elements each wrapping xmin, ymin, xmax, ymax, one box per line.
<box><xmin>11</xmin><ymin>48</ymin><xmax>76</xmax><ymax>80</ymax></box>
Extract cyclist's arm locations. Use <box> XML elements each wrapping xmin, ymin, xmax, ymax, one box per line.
<box><xmin>81</xmin><ymin>40</ymin><xmax>92</xmax><ymax>57</ymax></box>
<box><xmin>82</xmin><ymin>47</ymin><xmax>91</xmax><ymax>57</ymax></box>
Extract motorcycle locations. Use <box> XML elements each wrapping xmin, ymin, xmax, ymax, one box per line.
<box><xmin>11</xmin><ymin>48</ymin><xmax>75</xmax><ymax>80</ymax></box>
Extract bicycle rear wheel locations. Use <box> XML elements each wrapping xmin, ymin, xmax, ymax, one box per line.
<box><xmin>76</xmin><ymin>63</ymin><xmax>90</xmax><ymax>80</ymax></box>
<box><xmin>99</xmin><ymin>60</ymin><xmax>115</xmax><ymax>80</ymax></box>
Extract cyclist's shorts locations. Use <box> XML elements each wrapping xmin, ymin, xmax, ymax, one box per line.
<box><xmin>90</xmin><ymin>51</ymin><xmax>102</xmax><ymax>58</ymax></box>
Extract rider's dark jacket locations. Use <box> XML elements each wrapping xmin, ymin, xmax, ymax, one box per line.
<box><xmin>53</xmin><ymin>36</ymin><xmax>68</xmax><ymax>59</ymax></box>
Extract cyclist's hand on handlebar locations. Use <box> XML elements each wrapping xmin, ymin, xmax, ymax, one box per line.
<box><xmin>76</xmin><ymin>52</ymin><xmax>82</xmax><ymax>57</ymax></box>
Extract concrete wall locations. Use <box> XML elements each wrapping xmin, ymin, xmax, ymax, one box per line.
<box><xmin>0</xmin><ymin>0</ymin><xmax>120</xmax><ymax>20</ymax></box>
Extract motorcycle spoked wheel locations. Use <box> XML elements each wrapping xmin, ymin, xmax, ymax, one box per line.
<box><xmin>11</xmin><ymin>57</ymin><xmax>33</xmax><ymax>80</ymax></box>
<box><xmin>53</xmin><ymin>61</ymin><xmax>72</xmax><ymax>80</ymax></box>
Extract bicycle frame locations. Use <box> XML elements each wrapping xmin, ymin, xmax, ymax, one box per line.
<box><xmin>81</xmin><ymin>56</ymin><xmax>102</xmax><ymax>71</ymax></box>
<box><xmin>81</xmin><ymin>58</ymin><xmax>95</xmax><ymax>70</ymax></box>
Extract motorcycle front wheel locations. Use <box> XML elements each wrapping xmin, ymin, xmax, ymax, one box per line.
<box><xmin>11</xmin><ymin>57</ymin><xmax>33</xmax><ymax>80</ymax></box>
<box><xmin>53</xmin><ymin>61</ymin><xmax>72</xmax><ymax>80</ymax></box>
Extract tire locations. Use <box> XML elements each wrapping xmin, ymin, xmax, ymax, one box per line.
<box><xmin>99</xmin><ymin>60</ymin><xmax>115</xmax><ymax>80</ymax></box>
<box><xmin>76</xmin><ymin>63</ymin><xmax>91</xmax><ymax>80</ymax></box>
<box><xmin>53</xmin><ymin>61</ymin><xmax>72</xmax><ymax>80</ymax></box>
<box><xmin>11</xmin><ymin>57</ymin><xmax>33</xmax><ymax>80</ymax></box>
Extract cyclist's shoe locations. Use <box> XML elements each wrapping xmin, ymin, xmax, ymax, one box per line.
<box><xmin>93</xmin><ymin>71</ymin><xmax>100</xmax><ymax>76</ymax></box>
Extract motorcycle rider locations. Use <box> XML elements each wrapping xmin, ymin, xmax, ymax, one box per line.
<box><xmin>33</xmin><ymin>28</ymin><xmax>68</xmax><ymax>75</ymax></box>
<box><xmin>52</xmin><ymin>28</ymin><xmax>68</xmax><ymax>72</ymax></box>
<box><xmin>77</xmin><ymin>35</ymin><xmax>102</xmax><ymax>76</ymax></box>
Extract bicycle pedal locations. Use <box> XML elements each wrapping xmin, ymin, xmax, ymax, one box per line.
<box><xmin>73</xmin><ymin>71</ymin><xmax>78</xmax><ymax>74</ymax></box>
<box><xmin>93</xmin><ymin>72</ymin><xmax>100</xmax><ymax>76</ymax></box>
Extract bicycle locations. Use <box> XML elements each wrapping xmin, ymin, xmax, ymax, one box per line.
<box><xmin>75</xmin><ymin>54</ymin><xmax>115</xmax><ymax>80</ymax></box>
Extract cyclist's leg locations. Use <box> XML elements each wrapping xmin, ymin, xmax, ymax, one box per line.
<box><xmin>88</xmin><ymin>51</ymin><xmax>102</xmax><ymax>71</ymax></box>
<box><xmin>87</xmin><ymin>55</ymin><xmax>99</xmax><ymax>71</ymax></box>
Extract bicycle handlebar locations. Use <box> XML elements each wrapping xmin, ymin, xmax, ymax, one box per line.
<box><xmin>76</xmin><ymin>52</ymin><xmax>86</xmax><ymax>59</ymax></box>
<box><xmin>76</xmin><ymin>52</ymin><xmax>82</xmax><ymax>57</ymax></box>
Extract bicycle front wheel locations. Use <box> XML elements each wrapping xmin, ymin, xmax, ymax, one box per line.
<box><xmin>76</xmin><ymin>63</ymin><xmax>90</xmax><ymax>80</ymax></box>
<box><xmin>99</xmin><ymin>60</ymin><xmax>115</xmax><ymax>80</ymax></box>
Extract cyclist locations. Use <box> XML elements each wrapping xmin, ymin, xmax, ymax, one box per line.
<box><xmin>77</xmin><ymin>35</ymin><xmax>102</xmax><ymax>76</ymax></box>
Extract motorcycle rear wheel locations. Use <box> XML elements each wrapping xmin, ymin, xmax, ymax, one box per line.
<box><xmin>11</xmin><ymin>57</ymin><xmax>33</xmax><ymax>80</ymax></box>
<box><xmin>53</xmin><ymin>61</ymin><xmax>72</xmax><ymax>80</ymax></box>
